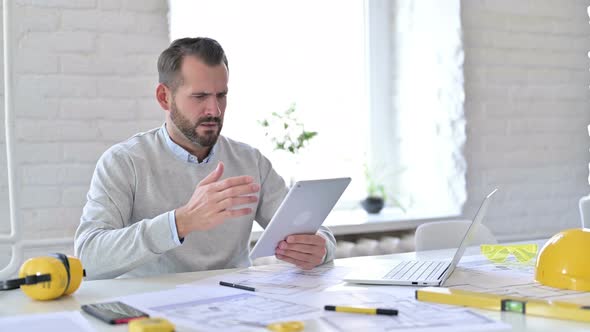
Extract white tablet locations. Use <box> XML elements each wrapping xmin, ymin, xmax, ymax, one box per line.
<box><xmin>249</xmin><ymin>177</ymin><xmax>351</xmax><ymax>259</ymax></box>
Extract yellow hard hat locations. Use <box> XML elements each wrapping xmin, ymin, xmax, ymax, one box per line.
<box><xmin>535</xmin><ymin>228</ymin><xmax>590</xmax><ymax>291</ymax></box>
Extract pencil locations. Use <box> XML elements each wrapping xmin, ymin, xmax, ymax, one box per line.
<box><xmin>324</xmin><ymin>305</ymin><xmax>398</xmax><ymax>316</ymax></box>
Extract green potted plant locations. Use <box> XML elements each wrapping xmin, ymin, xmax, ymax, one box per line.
<box><xmin>361</xmin><ymin>163</ymin><xmax>406</xmax><ymax>214</ymax></box>
<box><xmin>258</xmin><ymin>103</ymin><xmax>317</xmax><ymax>154</ymax></box>
<box><xmin>259</xmin><ymin>103</ymin><xmax>317</xmax><ymax>185</ymax></box>
<box><xmin>361</xmin><ymin>165</ymin><xmax>386</xmax><ymax>214</ymax></box>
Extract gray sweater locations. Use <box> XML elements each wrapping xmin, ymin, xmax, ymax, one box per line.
<box><xmin>75</xmin><ymin>126</ymin><xmax>336</xmax><ymax>279</ymax></box>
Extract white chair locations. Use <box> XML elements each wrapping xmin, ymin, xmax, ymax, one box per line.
<box><xmin>414</xmin><ymin>219</ymin><xmax>497</xmax><ymax>251</ymax></box>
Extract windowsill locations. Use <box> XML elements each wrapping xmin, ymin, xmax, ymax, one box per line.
<box><xmin>250</xmin><ymin>207</ymin><xmax>461</xmax><ymax>242</ymax></box>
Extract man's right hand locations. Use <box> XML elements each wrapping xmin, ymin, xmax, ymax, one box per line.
<box><xmin>174</xmin><ymin>161</ymin><xmax>260</xmax><ymax>238</ymax></box>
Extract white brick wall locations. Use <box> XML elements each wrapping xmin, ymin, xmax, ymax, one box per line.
<box><xmin>1</xmin><ymin>0</ymin><xmax>589</xmax><ymax>270</ymax></box>
<box><xmin>462</xmin><ymin>0</ymin><xmax>590</xmax><ymax>241</ymax></box>
<box><xmin>0</xmin><ymin>0</ymin><xmax>169</xmax><ymax>264</ymax></box>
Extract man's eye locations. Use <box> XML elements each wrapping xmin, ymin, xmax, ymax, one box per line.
<box><xmin>217</xmin><ymin>93</ymin><xmax>227</xmax><ymax>99</ymax></box>
<box><xmin>193</xmin><ymin>95</ymin><xmax>207</xmax><ymax>100</ymax></box>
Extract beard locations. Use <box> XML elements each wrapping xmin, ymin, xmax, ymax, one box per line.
<box><xmin>170</xmin><ymin>100</ymin><xmax>223</xmax><ymax>148</ymax></box>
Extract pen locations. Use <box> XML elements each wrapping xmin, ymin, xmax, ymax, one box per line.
<box><xmin>219</xmin><ymin>281</ymin><xmax>256</xmax><ymax>292</ymax></box>
<box><xmin>324</xmin><ymin>305</ymin><xmax>398</xmax><ymax>316</ymax></box>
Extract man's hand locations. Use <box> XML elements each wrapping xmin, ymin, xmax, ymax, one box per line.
<box><xmin>175</xmin><ymin>162</ymin><xmax>260</xmax><ymax>238</ymax></box>
<box><xmin>275</xmin><ymin>234</ymin><xmax>327</xmax><ymax>270</ymax></box>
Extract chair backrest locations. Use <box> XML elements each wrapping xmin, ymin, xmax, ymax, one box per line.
<box><xmin>414</xmin><ymin>219</ymin><xmax>497</xmax><ymax>251</ymax></box>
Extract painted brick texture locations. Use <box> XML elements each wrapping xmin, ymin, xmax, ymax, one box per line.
<box><xmin>0</xmin><ymin>0</ymin><xmax>169</xmax><ymax>243</ymax></box>
<box><xmin>462</xmin><ymin>0</ymin><xmax>590</xmax><ymax>240</ymax></box>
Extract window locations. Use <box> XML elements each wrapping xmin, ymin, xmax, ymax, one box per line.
<box><xmin>169</xmin><ymin>0</ymin><xmax>466</xmax><ymax>215</ymax></box>
<box><xmin>169</xmin><ymin>0</ymin><xmax>368</xmax><ymax>207</ymax></box>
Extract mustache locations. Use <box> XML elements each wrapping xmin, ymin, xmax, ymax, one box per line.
<box><xmin>196</xmin><ymin>116</ymin><xmax>221</xmax><ymax>126</ymax></box>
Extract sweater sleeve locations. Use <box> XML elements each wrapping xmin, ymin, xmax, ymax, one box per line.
<box><xmin>253</xmin><ymin>153</ymin><xmax>337</xmax><ymax>264</ymax></box>
<box><xmin>316</xmin><ymin>227</ymin><xmax>336</xmax><ymax>264</ymax></box>
<box><xmin>74</xmin><ymin>148</ymin><xmax>180</xmax><ymax>280</ymax></box>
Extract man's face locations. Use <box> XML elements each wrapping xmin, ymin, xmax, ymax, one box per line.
<box><xmin>169</xmin><ymin>56</ymin><xmax>228</xmax><ymax>148</ymax></box>
<box><xmin>169</xmin><ymin>97</ymin><xmax>222</xmax><ymax>148</ymax></box>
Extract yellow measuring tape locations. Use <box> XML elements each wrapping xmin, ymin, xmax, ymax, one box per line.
<box><xmin>128</xmin><ymin>318</ymin><xmax>175</xmax><ymax>332</ymax></box>
<box><xmin>480</xmin><ymin>244</ymin><xmax>538</xmax><ymax>263</ymax></box>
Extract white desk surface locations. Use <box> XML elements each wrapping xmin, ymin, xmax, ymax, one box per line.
<box><xmin>1</xmin><ymin>245</ymin><xmax>589</xmax><ymax>332</ymax></box>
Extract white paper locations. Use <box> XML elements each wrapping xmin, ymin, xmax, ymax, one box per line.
<box><xmin>295</xmin><ymin>290</ymin><xmax>510</xmax><ymax>332</ymax></box>
<box><xmin>0</xmin><ymin>311</ymin><xmax>95</xmax><ymax>332</ymax></box>
<box><xmin>118</xmin><ymin>286</ymin><xmax>509</xmax><ymax>332</ymax></box>
<box><xmin>182</xmin><ymin>263</ymin><xmax>353</xmax><ymax>297</ymax></box>
<box><xmin>118</xmin><ymin>261</ymin><xmax>510</xmax><ymax>332</ymax></box>
<box><xmin>116</xmin><ymin>286</ymin><xmax>322</xmax><ymax>332</ymax></box>
<box><xmin>115</xmin><ymin>259</ymin><xmax>527</xmax><ymax>331</ymax></box>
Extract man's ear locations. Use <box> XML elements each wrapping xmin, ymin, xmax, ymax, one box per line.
<box><xmin>156</xmin><ymin>83</ymin><xmax>172</xmax><ymax>111</ymax></box>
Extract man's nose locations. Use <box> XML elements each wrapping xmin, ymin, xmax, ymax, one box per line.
<box><xmin>204</xmin><ymin>96</ymin><xmax>222</xmax><ymax>116</ymax></box>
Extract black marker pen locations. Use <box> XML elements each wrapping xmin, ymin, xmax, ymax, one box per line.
<box><xmin>219</xmin><ymin>281</ymin><xmax>256</xmax><ymax>292</ymax></box>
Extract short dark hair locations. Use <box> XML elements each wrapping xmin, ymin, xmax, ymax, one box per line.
<box><xmin>157</xmin><ymin>37</ymin><xmax>228</xmax><ymax>91</ymax></box>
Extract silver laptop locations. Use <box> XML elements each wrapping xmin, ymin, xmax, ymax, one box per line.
<box><xmin>344</xmin><ymin>189</ymin><xmax>498</xmax><ymax>286</ymax></box>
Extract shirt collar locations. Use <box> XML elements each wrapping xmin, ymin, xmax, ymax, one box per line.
<box><xmin>162</xmin><ymin>124</ymin><xmax>216</xmax><ymax>164</ymax></box>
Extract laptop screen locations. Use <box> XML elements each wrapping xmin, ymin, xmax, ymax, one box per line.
<box><xmin>440</xmin><ymin>188</ymin><xmax>498</xmax><ymax>285</ymax></box>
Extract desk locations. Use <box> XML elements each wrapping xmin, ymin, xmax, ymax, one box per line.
<box><xmin>1</xmin><ymin>246</ymin><xmax>589</xmax><ymax>331</ymax></box>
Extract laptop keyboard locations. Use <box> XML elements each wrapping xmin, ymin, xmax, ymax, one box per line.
<box><xmin>383</xmin><ymin>261</ymin><xmax>447</xmax><ymax>281</ymax></box>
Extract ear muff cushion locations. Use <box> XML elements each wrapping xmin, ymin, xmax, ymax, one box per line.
<box><xmin>19</xmin><ymin>257</ymin><xmax>68</xmax><ymax>301</ymax></box>
<box><xmin>51</xmin><ymin>253</ymin><xmax>71</xmax><ymax>293</ymax></box>
<box><xmin>63</xmin><ymin>256</ymin><xmax>83</xmax><ymax>295</ymax></box>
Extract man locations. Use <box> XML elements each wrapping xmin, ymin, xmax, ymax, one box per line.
<box><xmin>74</xmin><ymin>37</ymin><xmax>336</xmax><ymax>279</ymax></box>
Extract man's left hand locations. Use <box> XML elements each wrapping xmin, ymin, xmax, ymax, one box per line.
<box><xmin>275</xmin><ymin>234</ymin><xmax>326</xmax><ymax>270</ymax></box>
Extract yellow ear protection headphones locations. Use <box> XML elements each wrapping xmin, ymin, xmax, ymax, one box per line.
<box><xmin>0</xmin><ymin>253</ymin><xmax>85</xmax><ymax>300</ymax></box>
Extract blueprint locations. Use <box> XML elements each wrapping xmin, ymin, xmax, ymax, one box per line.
<box><xmin>118</xmin><ymin>264</ymin><xmax>510</xmax><ymax>332</ymax></box>
<box><xmin>447</xmin><ymin>257</ymin><xmax>590</xmax><ymax>304</ymax></box>
<box><xmin>299</xmin><ymin>290</ymin><xmax>509</xmax><ymax>332</ymax></box>
<box><xmin>117</xmin><ymin>286</ymin><xmax>321</xmax><ymax>332</ymax></box>
<box><xmin>182</xmin><ymin>263</ymin><xmax>353</xmax><ymax>296</ymax></box>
